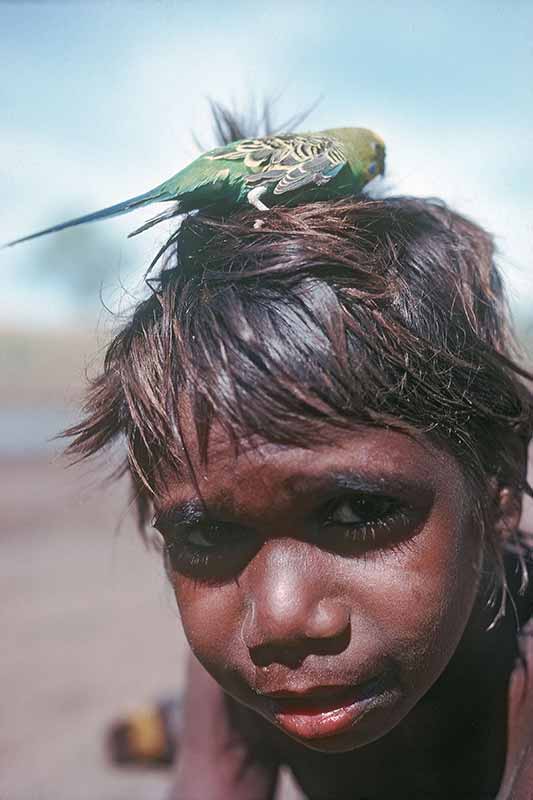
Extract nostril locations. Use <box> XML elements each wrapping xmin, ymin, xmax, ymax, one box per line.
<box><xmin>249</xmin><ymin>626</ymin><xmax>351</xmax><ymax>669</ymax></box>
<box><xmin>241</xmin><ymin>592</ymin><xmax>351</xmax><ymax>659</ymax></box>
<box><xmin>251</xmin><ymin>644</ymin><xmax>306</xmax><ymax>670</ymax></box>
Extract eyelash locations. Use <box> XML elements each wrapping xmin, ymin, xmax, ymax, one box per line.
<box><xmin>153</xmin><ymin>493</ymin><xmax>413</xmax><ymax>575</ymax></box>
<box><xmin>155</xmin><ymin>518</ymin><xmax>249</xmax><ymax>574</ymax></box>
<box><xmin>322</xmin><ymin>496</ymin><xmax>412</xmax><ymax>550</ymax></box>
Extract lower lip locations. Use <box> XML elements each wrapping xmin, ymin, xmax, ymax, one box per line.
<box><xmin>271</xmin><ymin>683</ymin><xmax>383</xmax><ymax>740</ymax></box>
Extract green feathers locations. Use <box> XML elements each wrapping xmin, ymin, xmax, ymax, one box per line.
<box><xmin>5</xmin><ymin>127</ymin><xmax>385</xmax><ymax>248</ymax></box>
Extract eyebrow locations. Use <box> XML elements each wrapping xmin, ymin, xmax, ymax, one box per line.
<box><xmin>155</xmin><ymin>499</ymin><xmax>210</xmax><ymax>526</ymax></box>
<box><xmin>283</xmin><ymin>471</ymin><xmax>430</xmax><ymax>497</ymax></box>
<box><xmin>156</xmin><ymin>471</ymin><xmax>431</xmax><ymax>526</ymax></box>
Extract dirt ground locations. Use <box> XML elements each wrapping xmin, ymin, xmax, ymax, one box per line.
<box><xmin>1</xmin><ymin>454</ymin><xmax>186</xmax><ymax>800</ymax></box>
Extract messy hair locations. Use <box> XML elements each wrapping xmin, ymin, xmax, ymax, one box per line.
<box><xmin>65</xmin><ymin>109</ymin><xmax>533</xmax><ymax>606</ymax></box>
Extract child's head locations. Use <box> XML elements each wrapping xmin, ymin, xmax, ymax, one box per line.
<box><xmin>68</xmin><ymin>195</ymin><xmax>532</xmax><ymax>750</ymax></box>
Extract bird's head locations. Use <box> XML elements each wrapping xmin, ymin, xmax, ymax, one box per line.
<box><xmin>331</xmin><ymin>127</ymin><xmax>385</xmax><ymax>185</ymax></box>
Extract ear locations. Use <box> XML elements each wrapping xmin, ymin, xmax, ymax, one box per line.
<box><xmin>490</xmin><ymin>481</ymin><xmax>523</xmax><ymax>545</ymax></box>
<box><xmin>490</xmin><ymin>434</ymin><xmax>528</xmax><ymax>545</ymax></box>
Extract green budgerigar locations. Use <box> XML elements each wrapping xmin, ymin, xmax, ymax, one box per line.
<box><xmin>5</xmin><ymin>127</ymin><xmax>385</xmax><ymax>247</ymax></box>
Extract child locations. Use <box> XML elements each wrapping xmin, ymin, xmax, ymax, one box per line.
<box><xmin>67</xmin><ymin>139</ymin><xmax>533</xmax><ymax>798</ymax></box>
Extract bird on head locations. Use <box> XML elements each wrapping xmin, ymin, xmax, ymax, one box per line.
<box><xmin>4</xmin><ymin>116</ymin><xmax>385</xmax><ymax>248</ymax></box>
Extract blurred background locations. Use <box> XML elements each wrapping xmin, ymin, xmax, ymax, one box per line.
<box><xmin>1</xmin><ymin>1</ymin><xmax>532</xmax><ymax>798</ymax></box>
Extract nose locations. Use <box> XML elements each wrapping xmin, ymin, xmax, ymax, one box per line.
<box><xmin>241</xmin><ymin>541</ymin><xmax>350</xmax><ymax>666</ymax></box>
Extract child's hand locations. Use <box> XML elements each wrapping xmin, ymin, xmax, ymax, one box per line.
<box><xmin>497</xmin><ymin>620</ymin><xmax>533</xmax><ymax>800</ymax></box>
<box><xmin>169</xmin><ymin>653</ymin><xmax>280</xmax><ymax>800</ymax></box>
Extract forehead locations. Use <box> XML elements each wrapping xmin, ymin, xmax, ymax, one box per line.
<box><xmin>155</xmin><ymin>415</ymin><xmax>462</xmax><ymax>513</ymax></box>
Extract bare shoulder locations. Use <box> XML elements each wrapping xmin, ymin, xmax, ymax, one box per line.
<box><xmin>497</xmin><ymin>547</ymin><xmax>533</xmax><ymax>800</ymax></box>
<box><xmin>169</xmin><ymin>656</ymin><xmax>280</xmax><ymax>800</ymax></box>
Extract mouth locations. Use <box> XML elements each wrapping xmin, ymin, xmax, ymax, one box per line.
<box><xmin>261</xmin><ymin>676</ymin><xmax>388</xmax><ymax>741</ymax></box>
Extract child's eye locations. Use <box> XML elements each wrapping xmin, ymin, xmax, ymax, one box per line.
<box><xmin>160</xmin><ymin>521</ymin><xmax>245</xmax><ymax>552</ymax></box>
<box><xmin>186</xmin><ymin>527</ymin><xmax>221</xmax><ymax>549</ymax></box>
<box><xmin>181</xmin><ymin>522</ymin><xmax>249</xmax><ymax>551</ymax></box>
<box><xmin>324</xmin><ymin>495</ymin><xmax>399</xmax><ymax>527</ymax></box>
<box><xmin>153</xmin><ymin>517</ymin><xmax>256</xmax><ymax>578</ymax></box>
<box><xmin>319</xmin><ymin>494</ymin><xmax>413</xmax><ymax>553</ymax></box>
<box><xmin>327</xmin><ymin>498</ymin><xmax>366</xmax><ymax>525</ymax></box>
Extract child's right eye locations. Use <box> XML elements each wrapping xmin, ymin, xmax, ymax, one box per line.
<box><xmin>154</xmin><ymin>519</ymin><xmax>245</xmax><ymax>550</ymax></box>
<box><xmin>153</xmin><ymin>516</ymin><xmax>256</xmax><ymax>578</ymax></box>
<box><xmin>181</xmin><ymin>523</ymin><xmax>248</xmax><ymax>550</ymax></box>
<box><xmin>186</xmin><ymin>527</ymin><xmax>220</xmax><ymax>548</ymax></box>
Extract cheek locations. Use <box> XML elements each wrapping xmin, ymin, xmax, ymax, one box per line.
<box><xmin>173</xmin><ymin>579</ymin><xmax>243</xmax><ymax>672</ymax></box>
<box><xmin>345</xmin><ymin>507</ymin><xmax>483</xmax><ymax>691</ymax></box>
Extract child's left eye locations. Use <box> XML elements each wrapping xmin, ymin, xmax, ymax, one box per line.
<box><xmin>324</xmin><ymin>495</ymin><xmax>399</xmax><ymax>527</ymax></box>
<box><xmin>319</xmin><ymin>494</ymin><xmax>413</xmax><ymax>553</ymax></box>
<box><xmin>327</xmin><ymin>499</ymin><xmax>366</xmax><ymax>525</ymax></box>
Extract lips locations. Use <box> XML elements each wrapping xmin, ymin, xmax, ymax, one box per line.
<box><xmin>262</xmin><ymin>678</ymin><xmax>385</xmax><ymax>740</ymax></box>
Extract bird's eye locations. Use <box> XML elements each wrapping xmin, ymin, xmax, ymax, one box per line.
<box><xmin>368</xmin><ymin>161</ymin><xmax>377</xmax><ymax>175</ymax></box>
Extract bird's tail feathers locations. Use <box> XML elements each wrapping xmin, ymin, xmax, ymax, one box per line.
<box><xmin>3</xmin><ymin>187</ymin><xmax>174</xmax><ymax>248</ymax></box>
<box><xmin>127</xmin><ymin>203</ymin><xmax>182</xmax><ymax>238</ymax></box>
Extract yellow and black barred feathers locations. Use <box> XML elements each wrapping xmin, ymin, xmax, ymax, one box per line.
<box><xmin>207</xmin><ymin>134</ymin><xmax>347</xmax><ymax>194</ymax></box>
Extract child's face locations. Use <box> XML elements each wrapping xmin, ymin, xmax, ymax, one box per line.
<box><xmin>154</xmin><ymin>421</ymin><xmax>484</xmax><ymax>752</ymax></box>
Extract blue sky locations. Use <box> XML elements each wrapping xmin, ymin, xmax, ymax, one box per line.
<box><xmin>1</xmin><ymin>0</ymin><xmax>532</xmax><ymax>326</ymax></box>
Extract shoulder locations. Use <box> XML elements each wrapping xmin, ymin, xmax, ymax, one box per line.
<box><xmin>497</xmin><ymin>545</ymin><xmax>533</xmax><ymax>799</ymax></box>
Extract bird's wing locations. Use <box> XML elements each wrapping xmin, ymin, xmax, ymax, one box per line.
<box><xmin>207</xmin><ymin>135</ymin><xmax>347</xmax><ymax>195</ymax></box>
